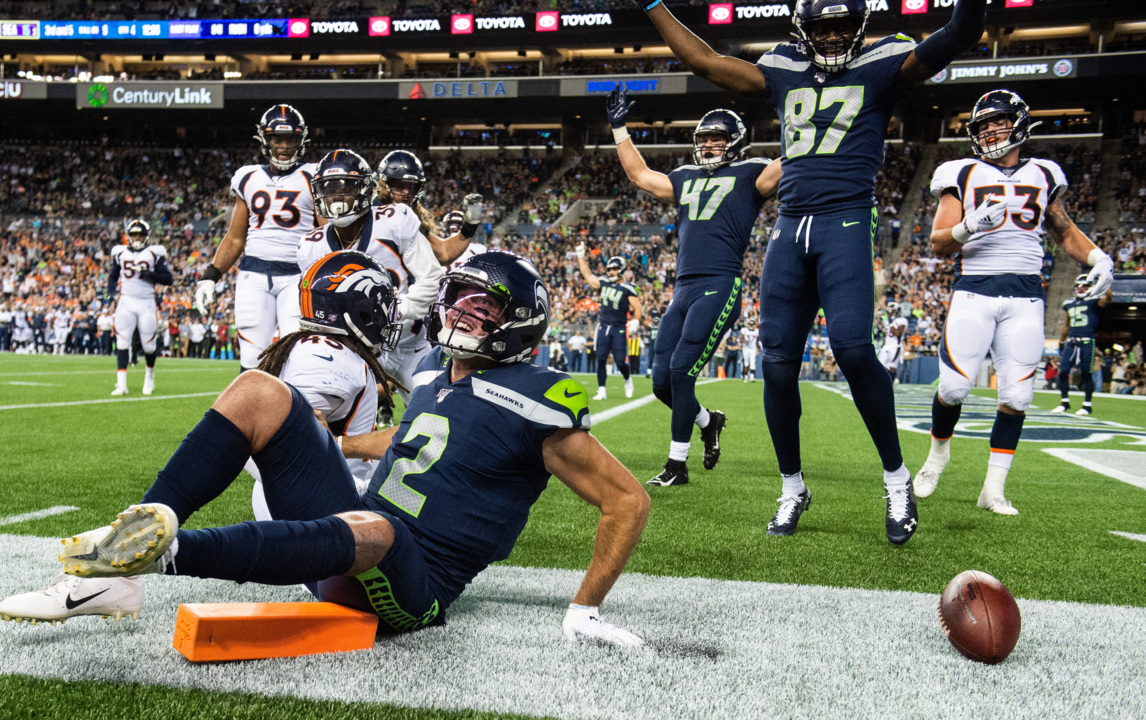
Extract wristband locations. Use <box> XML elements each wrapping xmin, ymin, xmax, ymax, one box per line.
<box><xmin>336</xmin><ymin>436</ymin><xmax>343</xmax><ymax>450</ymax></box>
<box><xmin>951</xmin><ymin>220</ymin><xmax>972</xmax><ymax>245</ymax></box>
<box><xmin>1087</xmin><ymin>248</ymin><xmax>1111</xmax><ymax>268</ymax></box>
<box><xmin>201</xmin><ymin>264</ymin><xmax>223</xmax><ymax>283</ymax></box>
<box><xmin>612</xmin><ymin>126</ymin><xmax>631</xmax><ymax>145</ymax></box>
<box><xmin>461</xmin><ymin>222</ymin><xmax>479</xmax><ymax>240</ymax></box>
<box><xmin>643</xmin><ymin>0</ymin><xmax>662</xmax><ymax>10</ymax></box>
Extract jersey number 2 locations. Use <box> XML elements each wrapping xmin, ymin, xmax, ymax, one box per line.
<box><xmin>784</xmin><ymin>86</ymin><xmax>864</xmax><ymax>158</ymax></box>
<box><xmin>378</xmin><ymin>413</ymin><xmax>449</xmax><ymax>517</ymax></box>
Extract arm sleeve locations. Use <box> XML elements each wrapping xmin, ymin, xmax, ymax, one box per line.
<box><xmin>106</xmin><ymin>259</ymin><xmax>120</xmax><ymax>298</ymax></box>
<box><xmin>150</xmin><ymin>253</ymin><xmax>174</xmax><ymax>286</ymax></box>
<box><xmin>400</xmin><ymin>231</ymin><xmax>446</xmax><ymax>322</ymax></box>
<box><xmin>913</xmin><ymin>0</ymin><xmax>987</xmax><ymax>71</ymax></box>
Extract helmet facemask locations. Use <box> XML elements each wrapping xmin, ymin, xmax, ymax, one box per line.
<box><xmin>314</xmin><ymin>176</ymin><xmax>374</xmax><ymax>228</ymax></box>
<box><xmin>794</xmin><ymin>13</ymin><xmax>867</xmax><ymax>72</ymax></box>
<box><xmin>693</xmin><ymin>131</ymin><xmax>731</xmax><ymax>169</ymax></box>
<box><xmin>255</xmin><ymin>105</ymin><xmax>309</xmax><ymax>171</ymax></box>
<box><xmin>125</xmin><ymin>219</ymin><xmax>150</xmax><ymax>251</ymax></box>
<box><xmin>968</xmin><ymin>91</ymin><xmax>1041</xmax><ymax>160</ymax></box>
<box><xmin>1073</xmin><ymin>274</ymin><xmax>1092</xmax><ymax>298</ymax></box>
<box><xmin>433</xmin><ymin>280</ymin><xmax>510</xmax><ymax>360</ymax></box>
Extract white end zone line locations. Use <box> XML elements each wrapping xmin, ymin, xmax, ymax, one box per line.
<box><xmin>1042</xmin><ymin>448</ymin><xmax>1146</xmax><ymax>491</ymax></box>
<box><xmin>1110</xmin><ymin>531</ymin><xmax>1146</xmax><ymax>544</ymax></box>
<box><xmin>0</xmin><ymin>392</ymin><xmax>223</xmax><ymax>411</ymax></box>
<box><xmin>0</xmin><ymin>506</ymin><xmax>79</xmax><ymax>527</ymax></box>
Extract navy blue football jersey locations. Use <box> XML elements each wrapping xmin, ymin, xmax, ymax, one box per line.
<box><xmin>364</xmin><ymin>347</ymin><xmax>591</xmax><ymax>599</ymax></box>
<box><xmin>757</xmin><ymin>35</ymin><xmax>916</xmax><ymax>216</ymax></box>
<box><xmin>1062</xmin><ymin>297</ymin><xmax>1101</xmax><ymax>339</ymax></box>
<box><xmin>668</xmin><ymin>158</ymin><xmax>770</xmax><ymax>280</ymax></box>
<box><xmin>597</xmin><ymin>279</ymin><xmax>639</xmax><ymax>327</ymax></box>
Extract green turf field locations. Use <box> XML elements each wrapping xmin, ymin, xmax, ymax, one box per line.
<box><xmin>1</xmin><ymin>355</ymin><xmax>1143</xmax><ymax>719</ymax></box>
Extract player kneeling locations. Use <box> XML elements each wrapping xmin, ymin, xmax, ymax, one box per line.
<box><xmin>2</xmin><ymin>252</ymin><xmax>650</xmax><ymax>646</ymax></box>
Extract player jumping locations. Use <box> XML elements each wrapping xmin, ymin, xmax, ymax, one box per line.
<box><xmin>914</xmin><ymin>89</ymin><xmax>1115</xmax><ymax>514</ymax></box>
<box><xmin>107</xmin><ymin>219</ymin><xmax>172</xmax><ymax>396</ymax></box>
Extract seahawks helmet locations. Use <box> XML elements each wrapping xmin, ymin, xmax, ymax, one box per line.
<box><xmin>255</xmin><ymin>104</ymin><xmax>309</xmax><ymax>171</ymax></box>
<box><xmin>125</xmin><ymin>218</ymin><xmax>151</xmax><ymax>251</ymax></box>
<box><xmin>428</xmin><ymin>251</ymin><xmax>550</xmax><ymax>364</ymax></box>
<box><xmin>299</xmin><ymin>250</ymin><xmax>401</xmax><ymax>355</ymax></box>
<box><xmin>793</xmin><ymin>0</ymin><xmax>870</xmax><ymax>72</ymax></box>
<box><xmin>1073</xmin><ymin>274</ymin><xmax>1093</xmax><ymax>298</ymax></box>
<box><xmin>967</xmin><ymin>90</ymin><xmax>1041</xmax><ymax>161</ymax></box>
<box><xmin>693</xmin><ymin>109</ymin><xmax>748</xmax><ymax>170</ymax></box>
<box><xmin>378</xmin><ymin>150</ymin><xmax>426</xmax><ymax>205</ymax></box>
<box><xmin>312</xmin><ymin>150</ymin><xmax>377</xmax><ymax>228</ymax></box>
<box><xmin>605</xmin><ymin>256</ymin><xmax>626</xmax><ymax>277</ymax></box>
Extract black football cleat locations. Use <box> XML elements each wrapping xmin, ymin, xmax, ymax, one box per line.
<box><xmin>885</xmin><ymin>478</ymin><xmax>919</xmax><ymax>545</ymax></box>
<box><xmin>646</xmin><ymin>459</ymin><xmax>689</xmax><ymax>487</ymax></box>
<box><xmin>767</xmin><ymin>489</ymin><xmax>811</xmax><ymax>536</ymax></box>
<box><xmin>700</xmin><ymin>410</ymin><xmax>726</xmax><ymax>470</ymax></box>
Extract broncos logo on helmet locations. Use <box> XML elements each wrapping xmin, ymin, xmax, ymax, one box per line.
<box><xmin>693</xmin><ymin>109</ymin><xmax>748</xmax><ymax>170</ymax></box>
<box><xmin>378</xmin><ymin>150</ymin><xmax>427</xmax><ymax>205</ymax></box>
<box><xmin>125</xmin><ymin>218</ymin><xmax>151</xmax><ymax>251</ymax></box>
<box><xmin>967</xmin><ymin>89</ymin><xmax>1041</xmax><ymax>161</ymax></box>
<box><xmin>298</xmin><ymin>250</ymin><xmax>401</xmax><ymax>354</ymax></box>
<box><xmin>312</xmin><ymin>149</ymin><xmax>377</xmax><ymax>228</ymax></box>
<box><xmin>255</xmin><ymin>104</ymin><xmax>309</xmax><ymax>171</ymax></box>
<box><xmin>429</xmin><ymin>251</ymin><xmax>550</xmax><ymax>364</ymax></box>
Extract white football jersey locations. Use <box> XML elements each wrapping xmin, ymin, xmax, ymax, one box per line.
<box><xmin>741</xmin><ymin>326</ymin><xmax>759</xmax><ymax>352</ymax></box>
<box><xmin>930</xmin><ymin>157</ymin><xmax>1067</xmax><ymax>277</ymax></box>
<box><xmin>111</xmin><ymin>244</ymin><xmax>167</xmax><ymax>300</ymax></box>
<box><xmin>231</xmin><ymin>162</ymin><xmax>319</xmax><ymax>263</ymax></box>
<box><xmin>447</xmin><ymin>241</ymin><xmax>487</xmax><ymax>273</ymax></box>
<box><xmin>279</xmin><ymin>333</ymin><xmax>378</xmax><ymax>491</ymax></box>
<box><xmin>297</xmin><ymin>203</ymin><xmax>445</xmax><ymax>332</ymax></box>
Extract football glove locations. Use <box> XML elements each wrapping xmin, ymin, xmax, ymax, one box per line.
<box><xmin>1085</xmin><ymin>249</ymin><xmax>1114</xmax><ymax>300</ymax></box>
<box><xmin>605</xmin><ymin>85</ymin><xmax>635</xmax><ymax>129</ymax></box>
<box><xmin>627</xmin><ymin>318</ymin><xmax>640</xmax><ymax>334</ymax></box>
<box><xmin>952</xmin><ymin>196</ymin><xmax>1006</xmax><ymax>244</ymax></box>
<box><xmin>194</xmin><ymin>280</ymin><xmax>216</xmax><ymax>316</ymax></box>
<box><xmin>138</xmin><ymin>270</ymin><xmax>157</xmax><ymax>284</ymax></box>
<box><xmin>575</xmin><ymin>242</ymin><xmax>586</xmax><ymax>259</ymax></box>
<box><xmin>562</xmin><ymin>604</ymin><xmax>644</xmax><ymax>646</ymax></box>
<box><xmin>462</xmin><ymin>194</ymin><xmax>484</xmax><ymax>224</ymax></box>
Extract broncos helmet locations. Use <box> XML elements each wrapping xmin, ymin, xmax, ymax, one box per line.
<box><xmin>605</xmin><ymin>256</ymin><xmax>626</xmax><ymax>277</ymax></box>
<box><xmin>793</xmin><ymin>0</ymin><xmax>870</xmax><ymax>72</ymax></box>
<box><xmin>312</xmin><ymin>150</ymin><xmax>377</xmax><ymax>228</ymax></box>
<box><xmin>428</xmin><ymin>251</ymin><xmax>550</xmax><ymax>364</ymax></box>
<box><xmin>1073</xmin><ymin>274</ymin><xmax>1094</xmax><ymax>298</ymax></box>
<box><xmin>125</xmin><ymin>218</ymin><xmax>151</xmax><ymax>251</ymax></box>
<box><xmin>693</xmin><ymin>109</ymin><xmax>748</xmax><ymax>170</ymax></box>
<box><xmin>255</xmin><ymin>104</ymin><xmax>309</xmax><ymax>171</ymax></box>
<box><xmin>378</xmin><ymin>150</ymin><xmax>426</xmax><ymax>205</ymax></box>
<box><xmin>299</xmin><ymin>250</ymin><xmax>401</xmax><ymax>355</ymax></box>
<box><xmin>968</xmin><ymin>90</ymin><xmax>1041</xmax><ymax>160</ymax></box>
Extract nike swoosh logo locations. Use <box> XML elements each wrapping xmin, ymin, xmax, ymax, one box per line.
<box><xmin>564</xmin><ymin>389</ymin><xmax>582</xmax><ymax>399</ymax></box>
<box><xmin>705</xmin><ymin>291</ymin><xmax>718</xmax><ymax>296</ymax></box>
<box><xmin>65</xmin><ymin>588</ymin><xmax>109</xmax><ymax>610</ymax></box>
<box><xmin>316</xmin><ymin>354</ymin><xmax>334</xmax><ymax>362</ymax></box>
<box><xmin>842</xmin><ymin>221</ymin><xmax>860</xmax><ymax>227</ymax></box>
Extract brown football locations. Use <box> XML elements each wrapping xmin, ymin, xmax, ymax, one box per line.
<box><xmin>938</xmin><ymin>570</ymin><xmax>1022</xmax><ymax>664</ymax></box>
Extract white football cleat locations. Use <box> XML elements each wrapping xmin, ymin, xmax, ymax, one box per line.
<box><xmin>624</xmin><ymin>378</ymin><xmax>634</xmax><ymax>399</ymax></box>
<box><xmin>977</xmin><ymin>491</ymin><xmax>1019</xmax><ymax>516</ymax></box>
<box><xmin>110</xmin><ymin>386</ymin><xmax>129</xmax><ymax>396</ymax></box>
<box><xmin>1074</xmin><ymin>407</ymin><xmax>1091</xmax><ymax>416</ymax></box>
<box><xmin>142</xmin><ymin>378</ymin><xmax>155</xmax><ymax>396</ymax></box>
<box><xmin>593</xmin><ymin>388</ymin><xmax>607</xmax><ymax>401</ymax></box>
<box><xmin>60</xmin><ymin>503</ymin><xmax>179</xmax><ymax>578</ymax></box>
<box><xmin>1050</xmin><ymin>404</ymin><xmax>1068</xmax><ymax>414</ymax></box>
<box><xmin>0</xmin><ymin>574</ymin><xmax>143</xmax><ymax>624</ymax></box>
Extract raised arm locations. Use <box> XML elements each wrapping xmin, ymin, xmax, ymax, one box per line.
<box><xmin>1044</xmin><ymin>196</ymin><xmax>1115</xmax><ymax>300</ymax></box>
<box><xmin>898</xmin><ymin>0</ymin><xmax>988</xmax><ymax>85</ymax></box>
<box><xmin>429</xmin><ymin>195</ymin><xmax>484</xmax><ymax>266</ymax></box>
<box><xmin>574</xmin><ymin>244</ymin><xmax>601</xmax><ymax>290</ymax></box>
<box><xmin>643</xmin><ymin>2</ymin><xmax>767</xmax><ymax>95</ymax></box>
<box><xmin>606</xmin><ymin>86</ymin><xmax>675</xmax><ymax>203</ymax></box>
<box><xmin>544</xmin><ymin>427</ymin><xmax>649</xmax><ymax>645</ymax></box>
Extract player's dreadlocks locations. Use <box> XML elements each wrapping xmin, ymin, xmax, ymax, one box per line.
<box><xmin>257</xmin><ymin>330</ymin><xmax>398</xmax><ymax>410</ymax></box>
<box><xmin>375</xmin><ymin>183</ymin><xmax>439</xmax><ymax>238</ymax></box>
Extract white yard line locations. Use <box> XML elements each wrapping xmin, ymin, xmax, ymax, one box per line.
<box><xmin>0</xmin><ymin>535</ymin><xmax>1142</xmax><ymax>720</ymax></box>
<box><xmin>0</xmin><ymin>506</ymin><xmax>79</xmax><ymax>527</ymax></box>
<box><xmin>0</xmin><ymin>392</ymin><xmax>223</xmax><ymax>411</ymax></box>
<box><xmin>1042</xmin><ymin>448</ymin><xmax>1146</xmax><ymax>491</ymax></box>
<box><xmin>0</xmin><ymin>367</ymin><xmax>237</xmax><ymax>377</ymax></box>
<box><xmin>6</xmin><ymin>382</ymin><xmax>58</xmax><ymax>387</ymax></box>
<box><xmin>1110</xmin><ymin>531</ymin><xmax>1146</xmax><ymax>544</ymax></box>
<box><xmin>592</xmin><ymin>378</ymin><xmax>719</xmax><ymax>425</ymax></box>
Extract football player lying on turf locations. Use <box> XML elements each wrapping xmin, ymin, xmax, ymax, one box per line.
<box><xmin>1</xmin><ymin>251</ymin><xmax>650</xmax><ymax>645</ymax></box>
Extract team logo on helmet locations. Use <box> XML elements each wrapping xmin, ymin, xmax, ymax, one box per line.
<box><xmin>299</xmin><ymin>251</ymin><xmax>401</xmax><ymax>354</ymax></box>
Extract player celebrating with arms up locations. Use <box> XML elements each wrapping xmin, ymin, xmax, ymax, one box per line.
<box><xmin>636</xmin><ymin>0</ymin><xmax>989</xmax><ymax>543</ymax></box>
<box><xmin>575</xmin><ymin>247</ymin><xmax>642</xmax><ymax>400</ymax></box>
<box><xmin>107</xmin><ymin>219</ymin><xmax>171</xmax><ymax>396</ymax></box>
<box><xmin>195</xmin><ymin>105</ymin><xmax>320</xmax><ymax>371</ymax></box>
<box><xmin>914</xmin><ymin>90</ymin><xmax>1115</xmax><ymax>515</ymax></box>
<box><xmin>1053</xmin><ymin>274</ymin><xmax>1113</xmax><ymax>416</ymax></box>
<box><xmin>607</xmin><ymin>86</ymin><xmax>780</xmax><ymax>487</ymax></box>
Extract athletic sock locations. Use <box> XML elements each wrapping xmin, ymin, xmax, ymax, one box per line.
<box><xmin>145</xmin><ymin>351</ymin><xmax>158</xmax><ymax>369</ymax></box>
<box><xmin>668</xmin><ymin>441</ymin><xmax>690</xmax><ymax>462</ymax></box>
<box><xmin>116</xmin><ymin>349</ymin><xmax>129</xmax><ymax>371</ymax></box>
<box><xmin>115</xmin><ymin>369</ymin><xmax>127</xmax><ymax>388</ymax></box>
<box><xmin>619</xmin><ymin>363</ymin><xmax>631</xmax><ymax>381</ymax></box>
<box><xmin>983</xmin><ymin>461</ymin><xmax>1011</xmax><ymax>500</ymax></box>
<box><xmin>883</xmin><ymin>463</ymin><xmax>910</xmax><ymax>492</ymax></box>
<box><xmin>169</xmin><ymin>517</ymin><xmax>356</xmax><ymax>584</ymax></box>
<box><xmin>930</xmin><ymin>393</ymin><xmax>962</xmax><ymax>440</ymax></box>
<box><xmin>989</xmin><ymin>410</ymin><xmax>1024</xmax><ymax>454</ymax></box>
<box><xmin>695</xmin><ymin>406</ymin><xmax>711</xmax><ymax>429</ymax></box>
<box><xmin>669</xmin><ymin>370</ymin><xmax>700</xmax><ymax>444</ymax></box>
<box><xmin>762</xmin><ymin>361</ymin><xmax>803</xmax><ymax>476</ymax></box>
<box><xmin>142</xmin><ymin>409</ymin><xmax>252</xmax><ymax>524</ymax></box>
<box><xmin>781</xmin><ymin>471</ymin><xmax>806</xmax><ymax>497</ymax></box>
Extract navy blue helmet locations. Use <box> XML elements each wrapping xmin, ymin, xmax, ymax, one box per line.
<box><xmin>605</xmin><ymin>256</ymin><xmax>626</xmax><ymax>277</ymax></box>
<box><xmin>254</xmin><ymin>104</ymin><xmax>309</xmax><ymax>170</ymax></box>
<box><xmin>378</xmin><ymin>150</ymin><xmax>427</xmax><ymax>205</ymax></box>
<box><xmin>793</xmin><ymin>0</ymin><xmax>870</xmax><ymax>72</ymax></box>
<box><xmin>312</xmin><ymin>149</ymin><xmax>377</xmax><ymax>228</ymax></box>
<box><xmin>299</xmin><ymin>250</ymin><xmax>401</xmax><ymax>354</ymax></box>
<box><xmin>125</xmin><ymin>218</ymin><xmax>151</xmax><ymax>251</ymax></box>
<box><xmin>693</xmin><ymin>109</ymin><xmax>748</xmax><ymax>170</ymax></box>
<box><xmin>429</xmin><ymin>251</ymin><xmax>550</xmax><ymax>364</ymax></box>
<box><xmin>968</xmin><ymin>89</ymin><xmax>1041</xmax><ymax>160</ymax></box>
